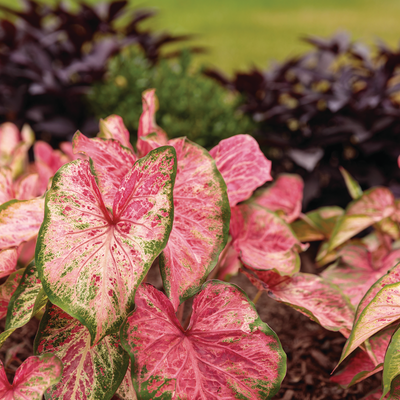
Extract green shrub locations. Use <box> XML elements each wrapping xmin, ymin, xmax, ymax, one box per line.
<box><xmin>87</xmin><ymin>48</ymin><xmax>254</xmax><ymax>149</ymax></box>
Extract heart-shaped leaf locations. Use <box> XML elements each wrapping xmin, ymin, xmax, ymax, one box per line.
<box><xmin>121</xmin><ymin>281</ymin><xmax>286</xmax><ymax>400</ymax></box>
<box><xmin>231</xmin><ymin>203</ymin><xmax>304</xmax><ymax>275</ymax></box>
<box><xmin>0</xmin><ymin>354</ymin><xmax>63</xmax><ymax>400</ymax></box>
<box><xmin>210</xmin><ymin>134</ymin><xmax>272</xmax><ymax>207</ymax></box>
<box><xmin>72</xmin><ymin>131</ymin><xmax>137</xmax><ymax>210</ymax></box>
<box><xmin>242</xmin><ymin>268</ymin><xmax>354</xmax><ymax>335</ymax></box>
<box><xmin>0</xmin><ymin>268</ymin><xmax>25</xmax><ymax>320</ymax></box>
<box><xmin>99</xmin><ymin>114</ymin><xmax>134</xmax><ymax>153</ymax></box>
<box><xmin>0</xmin><ymin>262</ymin><xmax>47</xmax><ymax>349</ymax></box>
<box><xmin>160</xmin><ymin>138</ymin><xmax>230</xmax><ymax>311</ymax></box>
<box><xmin>253</xmin><ymin>174</ymin><xmax>303</xmax><ymax>223</ymax></box>
<box><xmin>34</xmin><ymin>303</ymin><xmax>129</xmax><ymax>400</ymax></box>
<box><xmin>36</xmin><ymin>147</ymin><xmax>176</xmax><ymax>345</ymax></box>
<box><xmin>0</xmin><ymin>198</ymin><xmax>44</xmax><ymax>249</ymax></box>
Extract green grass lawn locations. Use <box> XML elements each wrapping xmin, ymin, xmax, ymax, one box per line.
<box><xmin>2</xmin><ymin>0</ymin><xmax>400</xmax><ymax>74</ymax></box>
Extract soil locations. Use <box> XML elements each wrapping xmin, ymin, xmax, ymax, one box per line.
<box><xmin>0</xmin><ymin>258</ymin><xmax>382</xmax><ymax>399</ymax></box>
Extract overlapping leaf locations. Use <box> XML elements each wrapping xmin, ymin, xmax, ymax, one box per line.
<box><xmin>0</xmin><ymin>168</ymin><xmax>13</xmax><ymax>204</ymax></box>
<box><xmin>160</xmin><ymin>137</ymin><xmax>230</xmax><ymax>310</ymax></box>
<box><xmin>0</xmin><ymin>268</ymin><xmax>25</xmax><ymax>319</ymax></box>
<box><xmin>36</xmin><ymin>147</ymin><xmax>176</xmax><ymax>345</ymax></box>
<box><xmin>252</xmin><ymin>174</ymin><xmax>303</xmax><ymax>223</ymax></box>
<box><xmin>231</xmin><ymin>203</ymin><xmax>304</xmax><ymax>276</ymax></box>
<box><xmin>99</xmin><ymin>114</ymin><xmax>134</xmax><ymax>153</ymax></box>
<box><xmin>34</xmin><ymin>303</ymin><xmax>129</xmax><ymax>400</ymax></box>
<box><xmin>0</xmin><ymin>262</ymin><xmax>47</xmax><ymax>348</ymax></box>
<box><xmin>209</xmin><ymin>134</ymin><xmax>272</xmax><ymax>207</ymax></box>
<box><xmin>0</xmin><ymin>354</ymin><xmax>62</xmax><ymax>400</ymax></box>
<box><xmin>0</xmin><ymin>198</ymin><xmax>44</xmax><ymax>249</ymax></box>
<box><xmin>382</xmin><ymin>325</ymin><xmax>400</xmax><ymax>398</ymax></box>
<box><xmin>0</xmin><ymin>247</ymin><xmax>19</xmax><ymax>278</ymax></box>
<box><xmin>242</xmin><ymin>268</ymin><xmax>354</xmax><ymax>335</ymax></box>
<box><xmin>121</xmin><ymin>282</ymin><xmax>286</xmax><ymax>400</ymax></box>
<box><xmin>116</xmin><ymin>361</ymin><xmax>137</xmax><ymax>400</ymax></box>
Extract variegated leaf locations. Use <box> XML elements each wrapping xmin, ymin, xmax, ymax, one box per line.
<box><xmin>0</xmin><ymin>167</ymin><xmax>14</xmax><ymax>204</ymax></box>
<box><xmin>99</xmin><ymin>115</ymin><xmax>134</xmax><ymax>153</ymax></box>
<box><xmin>210</xmin><ymin>135</ymin><xmax>272</xmax><ymax>207</ymax></box>
<box><xmin>0</xmin><ymin>198</ymin><xmax>44</xmax><ymax>249</ymax></box>
<box><xmin>0</xmin><ymin>268</ymin><xmax>25</xmax><ymax>319</ymax></box>
<box><xmin>72</xmin><ymin>131</ymin><xmax>137</xmax><ymax>210</ymax></box>
<box><xmin>0</xmin><ymin>262</ymin><xmax>47</xmax><ymax>349</ymax></box>
<box><xmin>136</xmin><ymin>89</ymin><xmax>168</xmax><ymax>158</ymax></box>
<box><xmin>34</xmin><ymin>303</ymin><xmax>129</xmax><ymax>400</ymax></box>
<box><xmin>242</xmin><ymin>268</ymin><xmax>354</xmax><ymax>334</ymax></box>
<box><xmin>121</xmin><ymin>282</ymin><xmax>286</xmax><ymax>400</ymax></box>
<box><xmin>0</xmin><ymin>354</ymin><xmax>63</xmax><ymax>400</ymax></box>
<box><xmin>327</xmin><ymin>187</ymin><xmax>395</xmax><ymax>252</ymax></box>
<box><xmin>37</xmin><ymin>147</ymin><xmax>176</xmax><ymax>345</ymax></box>
<box><xmin>160</xmin><ymin>138</ymin><xmax>230</xmax><ymax>311</ymax></box>
<box><xmin>252</xmin><ymin>174</ymin><xmax>303</xmax><ymax>223</ymax></box>
<box><xmin>382</xmin><ymin>325</ymin><xmax>400</xmax><ymax>398</ymax></box>
<box><xmin>231</xmin><ymin>203</ymin><xmax>304</xmax><ymax>276</ymax></box>
<box><xmin>340</xmin><ymin>167</ymin><xmax>363</xmax><ymax>200</ymax></box>
<box><xmin>116</xmin><ymin>361</ymin><xmax>137</xmax><ymax>400</ymax></box>
<box><xmin>0</xmin><ymin>247</ymin><xmax>19</xmax><ymax>279</ymax></box>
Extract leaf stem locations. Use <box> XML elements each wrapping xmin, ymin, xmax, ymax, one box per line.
<box><xmin>252</xmin><ymin>290</ymin><xmax>263</xmax><ymax>305</ymax></box>
<box><xmin>177</xmin><ymin>302</ymin><xmax>185</xmax><ymax>325</ymax></box>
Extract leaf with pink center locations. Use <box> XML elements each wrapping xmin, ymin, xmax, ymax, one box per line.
<box><xmin>36</xmin><ymin>147</ymin><xmax>176</xmax><ymax>345</ymax></box>
<box><xmin>121</xmin><ymin>282</ymin><xmax>286</xmax><ymax>400</ymax></box>
<box><xmin>72</xmin><ymin>131</ymin><xmax>137</xmax><ymax>210</ymax></box>
<box><xmin>231</xmin><ymin>203</ymin><xmax>305</xmax><ymax>276</ymax></box>
<box><xmin>159</xmin><ymin>138</ymin><xmax>230</xmax><ymax>310</ymax></box>
<box><xmin>252</xmin><ymin>174</ymin><xmax>303</xmax><ymax>223</ymax></box>
<box><xmin>137</xmin><ymin>89</ymin><xmax>168</xmax><ymax>158</ymax></box>
<box><xmin>331</xmin><ymin>325</ymin><xmax>396</xmax><ymax>387</ymax></box>
<box><xmin>242</xmin><ymin>268</ymin><xmax>354</xmax><ymax>335</ymax></box>
<box><xmin>34</xmin><ymin>303</ymin><xmax>129</xmax><ymax>400</ymax></box>
<box><xmin>339</xmin><ymin>263</ymin><xmax>400</xmax><ymax>366</ymax></box>
<box><xmin>209</xmin><ymin>134</ymin><xmax>272</xmax><ymax>207</ymax></box>
<box><xmin>0</xmin><ymin>268</ymin><xmax>25</xmax><ymax>319</ymax></box>
<box><xmin>327</xmin><ymin>187</ymin><xmax>396</xmax><ymax>252</ymax></box>
<box><xmin>0</xmin><ymin>247</ymin><xmax>20</xmax><ymax>279</ymax></box>
<box><xmin>99</xmin><ymin>114</ymin><xmax>134</xmax><ymax>153</ymax></box>
<box><xmin>0</xmin><ymin>198</ymin><xmax>44</xmax><ymax>249</ymax></box>
<box><xmin>0</xmin><ymin>353</ymin><xmax>62</xmax><ymax>400</ymax></box>
<box><xmin>0</xmin><ymin>168</ymin><xmax>14</xmax><ymax>204</ymax></box>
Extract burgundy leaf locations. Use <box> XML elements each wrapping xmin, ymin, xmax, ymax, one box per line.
<box><xmin>36</xmin><ymin>148</ymin><xmax>176</xmax><ymax>345</ymax></box>
<box><xmin>121</xmin><ymin>282</ymin><xmax>286</xmax><ymax>400</ymax></box>
<box><xmin>99</xmin><ymin>114</ymin><xmax>134</xmax><ymax>153</ymax></box>
<box><xmin>210</xmin><ymin>135</ymin><xmax>272</xmax><ymax>207</ymax></box>
<box><xmin>253</xmin><ymin>174</ymin><xmax>303</xmax><ymax>223</ymax></box>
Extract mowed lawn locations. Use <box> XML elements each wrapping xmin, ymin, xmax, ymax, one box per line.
<box><xmin>2</xmin><ymin>0</ymin><xmax>400</xmax><ymax>73</ymax></box>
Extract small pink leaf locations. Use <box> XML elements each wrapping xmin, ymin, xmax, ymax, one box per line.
<box><xmin>217</xmin><ymin>242</ymin><xmax>242</xmax><ymax>280</ymax></box>
<box><xmin>0</xmin><ymin>123</ymin><xmax>20</xmax><ymax>163</ymax></box>
<box><xmin>0</xmin><ymin>168</ymin><xmax>14</xmax><ymax>204</ymax></box>
<box><xmin>99</xmin><ymin>114</ymin><xmax>134</xmax><ymax>153</ymax></box>
<box><xmin>137</xmin><ymin>89</ymin><xmax>168</xmax><ymax>158</ymax></box>
<box><xmin>242</xmin><ymin>268</ymin><xmax>354</xmax><ymax>334</ymax></box>
<box><xmin>121</xmin><ymin>282</ymin><xmax>286</xmax><ymax>400</ymax></box>
<box><xmin>0</xmin><ymin>247</ymin><xmax>20</xmax><ymax>279</ymax></box>
<box><xmin>37</xmin><ymin>147</ymin><xmax>176</xmax><ymax>345</ymax></box>
<box><xmin>231</xmin><ymin>203</ymin><xmax>304</xmax><ymax>275</ymax></box>
<box><xmin>59</xmin><ymin>142</ymin><xmax>75</xmax><ymax>160</ymax></box>
<box><xmin>72</xmin><ymin>131</ymin><xmax>137</xmax><ymax>210</ymax></box>
<box><xmin>14</xmin><ymin>173</ymin><xmax>39</xmax><ymax>200</ymax></box>
<box><xmin>210</xmin><ymin>135</ymin><xmax>272</xmax><ymax>207</ymax></box>
<box><xmin>0</xmin><ymin>198</ymin><xmax>44</xmax><ymax>249</ymax></box>
<box><xmin>35</xmin><ymin>304</ymin><xmax>129</xmax><ymax>400</ymax></box>
<box><xmin>253</xmin><ymin>174</ymin><xmax>303</xmax><ymax>223</ymax></box>
<box><xmin>159</xmin><ymin>138</ymin><xmax>230</xmax><ymax>310</ymax></box>
<box><xmin>0</xmin><ymin>268</ymin><xmax>25</xmax><ymax>319</ymax></box>
<box><xmin>0</xmin><ymin>354</ymin><xmax>62</xmax><ymax>400</ymax></box>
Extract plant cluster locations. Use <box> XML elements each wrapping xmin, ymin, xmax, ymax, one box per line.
<box><xmin>205</xmin><ymin>32</ymin><xmax>400</xmax><ymax>210</ymax></box>
<box><xmin>2</xmin><ymin>89</ymin><xmax>400</xmax><ymax>399</ymax></box>
<box><xmin>88</xmin><ymin>48</ymin><xmax>254</xmax><ymax>149</ymax></box>
<box><xmin>0</xmin><ymin>0</ymin><xmax>190</xmax><ymax>146</ymax></box>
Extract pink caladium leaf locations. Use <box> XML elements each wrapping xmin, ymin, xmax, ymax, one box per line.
<box><xmin>0</xmin><ymin>247</ymin><xmax>20</xmax><ymax>279</ymax></box>
<box><xmin>331</xmin><ymin>325</ymin><xmax>396</xmax><ymax>387</ymax></box>
<box><xmin>14</xmin><ymin>173</ymin><xmax>39</xmax><ymax>201</ymax></box>
<box><xmin>72</xmin><ymin>131</ymin><xmax>137</xmax><ymax>210</ymax></box>
<box><xmin>137</xmin><ymin>89</ymin><xmax>168</xmax><ymax>158</ymax></box>
<box><xmin>231</xmin><ymin>203</ymin><xmax>305</xmax><ymax>276</ymax></box>
<box><xmin>160</xmin><ymin>137</ymin><xmax>230</xmax><ymax>311</ymax></box>
<box><xmin>36</xmin><ymin>147</ymin><xmax>176</xmax><ymax>345</ymax></box>
<box><xmin>99</xmin><ymin>114</ymin><xmax>134</xmax><ymax>153</ymax></box>
<box><xmin>327</xmin><ymin>187</ymin><xmax>396</xmax><ymax>252</ymax></box>
<box><xmin>0</xmin><ymin>168</ymin><xmax>14</xmax><ymax>204</ymax></box>
<box><xmin>0</xmin><ymin>123</ymin><xmax>20</xmax><ymax>164</ymax></box>
<box><xmin>0</xmin><ymin>268</ymin><xmax>25</xmax><ymax>319</ymax></box>
<box><xmin>0</xmin><ymin>353</ymin><xmax>62</xmax><ymax>400</ymax></box>
<box><xmin>252</xmin><ymin>174</ymin><xmax>303</xmax><ymax>223</ymax></box>
<box><xmin>242</xmin><ymin>268</ymin><xmax>355</xmax><ymax>335</ymax></box>
<box><xmin>0</xmin><ymin>198</ymin><xmax>44</xmax><ymax>249</ymax></box>
<box><xmin>217</xmin><ymin>241</ymin><xmax>242</xmax><ymax>281</ymax></box>
<box><xmin>116</xmin><ymin>361</ymin><xmax>137</xmax><ymax>400</ymax></box>
<box><xmin>0</xmin><ymin>261</ymin><xmax>48</xmax><ymax>349</ymax></box>
<box><xmin>339</xmin><ymin>263</ymin><xmax>400</xmax><ymax>366</ymax></box>
<box><xmin>209</xmin><ymin>134</ymin><xmax>272</xmax><ymax>207</ymax></box>
<box><xmin>34</xmin><ymin>303</ymin><xmax>129</xmax><ymax>400</ymax></box>
<box><xmin>121</xmin><ymin>282</ymin><xmax>286</xmax><ymax>400</ymax></box>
